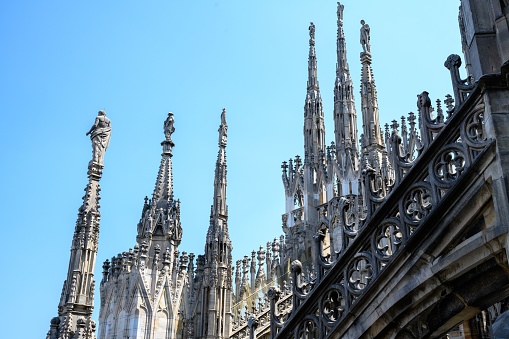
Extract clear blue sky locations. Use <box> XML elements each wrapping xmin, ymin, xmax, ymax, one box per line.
<box><xmin>0</xmin><ymin>1</ymin><xmax>462</xmax><ymax>337</ymax></box>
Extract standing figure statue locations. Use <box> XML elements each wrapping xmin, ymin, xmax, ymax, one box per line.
<box><xmin>219</xmin><ymin>108</ymin><xmax>228</xmax><ymax>145</ymax></box>
<box><xmin>360</xmin><ymin>20</ymin><xmax>371</xmax><ymax>53</ymax></box>
<box><xmin>309</xmin><ymin>22</ymin><xmax>315</xmax><ymax>44</ymax></box>
<box><xmin>337</xmin><ymin>2</ymin><xmax>344</xmax><ymax>24</ymax></box>
<box><xmin>164</xmin><ymin>112</ymin><xmax>175</xmax><ymax>142</ymax></box>
<box><xmin>86</xmin><ymin>110</ymin><xmax>111</xmax><ymax>165</ymax></box>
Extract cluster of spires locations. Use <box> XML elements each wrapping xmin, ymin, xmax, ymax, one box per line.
<box><xmin>101</xmin><ymin>109</ymin><xmax>233</xmax><ymax>339</ymax></box>
<box><xmin>282</xmin><ymin>2</ymin><xmax>392</xmax><ymax>223</ymax></box>
<box><xmin>48</xmin><ymin>2</ymin><xmax>470</xmax><ymax>338</ymax></box>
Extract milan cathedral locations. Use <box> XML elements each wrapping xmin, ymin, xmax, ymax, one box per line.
<box><xmin>48</xmin><ymin>0</ymin><xmax>509</xmax><ymax>338</ymax></box>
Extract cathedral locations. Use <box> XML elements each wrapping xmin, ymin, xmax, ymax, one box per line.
<box><xmin>47</xmin><ymin>0</ymin><xmax>509</xmax><ymax>338</ymax></box>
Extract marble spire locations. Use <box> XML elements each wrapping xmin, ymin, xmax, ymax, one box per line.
<box><xmin>48</xmin><ymin>111</ymin><xmax>111</xmax><ymax>339</ymax></box>
<box><xmin>197</xmin><ymin>108</ymin><xmax>233</xmax><ymax>339</ymax></box>
<box><xmin>334</xmin><ymin>2</ymin><xmax>359</xmax><ymax>180</ymax></box>
<box><xmin>211</xmin><ymin>108</ymin><xmax>228</xmax><ymax>219</ymax></box>
<box><xmin>136</xmin><ymin>112</ymin><xmax>182</xmax><ymax>268</ymax></box>
<box><xmin>304</xmin><ymin>22</ymin><xmax>326</xmax><ymax>165</ymax></box>
<box><xmin>359</xmin><ymin>20</ymin><xmax>383</xmax><ymax>150</ymax></box>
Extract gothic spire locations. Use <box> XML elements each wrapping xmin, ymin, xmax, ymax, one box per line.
<box><xmin>152</xmin><ymin>112</ymin><xmax>175</xmax><ymax>205</ymax></box>
<box><xmin>48</xmin><ymin>111</ymin><xmax>111</xmax><ymax>339</ymax></box>
<box><xmin>206</xmin><ymin>108</ymin><xmax>231</xmax><ymax>259</ymax></box>
<box><xmin>359</xmin><ymin>20</ymin><xmax>383</xmax><ymax>150</ymax></box>
<box><xmin>307</xmin><ymin>22</ymin><xmax>319</xmax><ymax>92</ymax></box>
<box><xmin>334</xmin><ymin>2</ymin><xmax>359</xmax><ymax>174</ymax></box>
<box><xmin>304</xmin><ymin>22</ymin><xmax>326</xmax><ymax>164</ymax></box>
<box><xmin>136</xmin><ymin>112</ymin><xmax>182</xmax><ymax>246</ymax></box>
<box><xmin>211</xmin><ymin>108</ymin><xmax>228</xmax><ymax>219</ymax></box>
<box><xmin>197</xmin><ymin>108</ymin><xmax>233</xmax><ymax>339</ymax></box>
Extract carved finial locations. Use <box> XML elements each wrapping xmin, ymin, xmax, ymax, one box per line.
<box><xmin>164</xmin><ymin>112</ymin><xmax>175</xmax><ymax>142</ymax></box>
<box><xmin>86</xmin><ymin>110</ymin><xmax>111</xmax><ymax>166</ymax></box>
<box><xmin>179</xmin><ymin>251</ymin><xmax>189</xmax><ymax>271</ymax></box>
<box><xmin>102</xmin><ymin>259</ymin><xmax>110</xmax><ymax>282</ymax></box>
<box><xmin>309</xmin><ymin>22</ymin><xmax>315</xmax><ymax>45</ymax></box>
<box><xmin>436</xmin><ymin>99</ymin><xmax>444</xmax><ymax>123</ymax></box>
<box><xmin>281</xmin><ymin>161</ymin><xmax>288</xmax><ymax>174</ymax></box>
<box><xmin>391</xmin><ymin>120</ymin><xmax>399</xmax><ymax>134</ymax></box>
<box><xmin>444</xmin><ymin>94</ymin><xmax>455</xmax><ymax>117</ymax></box>
<box><xmin>417</xmin><ymin>91</ymin><xmax>432</xmax><ymax>111</ymax></box>
<box><xmin>360</xmin><ymin>20</ymin><xmax>371</xmax><ymax>54</ymax></box>
<box><xmin>444</xmin><ymin>54</ymin><xmax>462</xmax><ymax>70</ymax></box>
<box><xmin>444</xmin><ymin>54</ymin><xmax>474</xmax><ymax>109</ymax></box>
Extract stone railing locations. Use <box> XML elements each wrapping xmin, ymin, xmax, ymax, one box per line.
<box><xmin>269</xmin><ymin>55</ymin><xmax>493</xmax><ymax>338</ymax></box>
<box><xmin>232</xmin><ymin>282</ymin><xmax>293</xmax><ymax>339</ymax></box>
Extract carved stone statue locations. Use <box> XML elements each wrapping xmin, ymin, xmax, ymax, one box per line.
<box><xmin>360</xmin><ymin>20</ymin><xmax>370</xmax><ymax>53</ymax></box>
<box><xmin>337</xmin><ymin>2</ymin><xmax>344</xmax><ymax>24</ymax></box>
<box><xmin>164</xmin><ymin>112</ymin><xmax>175</xmax><ymax>142</ymax></box>
<box><xmin>219</xmin><ymin>108</ymin><xmax>227</xmax><ymax>145</ymax></box>
<box><xmin>86</xmin><ymin>110</ymin><xmax>111</xmax><ymax>165</ymax></box>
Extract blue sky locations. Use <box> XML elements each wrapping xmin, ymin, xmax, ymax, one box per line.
<box><xmin>0</xmin><ymin>1</ymin><xmax>462</xmax><ymax>337</ymax></box>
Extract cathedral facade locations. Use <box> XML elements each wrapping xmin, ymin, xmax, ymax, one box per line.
<box><xmin>48</xmin><ymin>0</ymin><xmax>509</xmax><ymax>338</ymax></box>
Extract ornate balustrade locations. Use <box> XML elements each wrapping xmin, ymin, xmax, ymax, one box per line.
<box><xmin>231</xmin><ymin>286</ymin><xmax>292</xmax><ymax>339</ymax></box>
<box><xmin>269</xmin><ymin>55</ymin><xmax>494</xmax><ymax>338</ymax></box>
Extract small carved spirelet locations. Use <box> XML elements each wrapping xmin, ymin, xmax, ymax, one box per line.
<box><xmin>309</xmin><ymin>22</ymin><xmax>315</xmax><ymax>45</ymax></box>
<box><xmin>86</xmin><ymin>110</ymin><xmax>111</xmax><ymax>166</ymax></box>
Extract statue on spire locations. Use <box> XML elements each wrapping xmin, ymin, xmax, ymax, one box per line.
<box><xmin>164</xmin><ymin>112</ymin><xmax>175</xmax><ymax>142</ymax></box>
<box><xmin>219</xmin><ymin>108</ymin><xmax>228</xmax><ymax>146</ymax></box>
<box><xmin>337</xmin><ymin>2</ymin><xmax>344</xmax><ymax>24</ymax></box>
<box><xmin>360</xmin><ymin>20</ymin><xmax>371</xmax><ymax>54</ymax></box>
<box><xmin>86</xmin><ymin>110</ymin><xmax>111</xmax><ymax>166</ymax></box>
<box><xmin>309</xmin><ymin>22</ymin><xmax>315</xmax><ymax>45</ymax></box>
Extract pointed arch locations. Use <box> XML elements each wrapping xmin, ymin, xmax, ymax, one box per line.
<box><xmin>154</xmin><ymin>309</ymin><xmax>169</xmax><ymax>339</ymax></box>
<box><xmin>128</xmin><ymin>273</ymin><xmax>152</xmax><ymax>338</ymax></box>
<box><xmin>153</xmin><ymin>287</ymin><xmax>170</xmax><ymax>339</ymax></box>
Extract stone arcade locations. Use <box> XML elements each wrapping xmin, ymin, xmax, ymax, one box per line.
<box><xmin>47</xmin><ymin>0</ymin><xmax>509</xmax><ymax>338</ymax></box>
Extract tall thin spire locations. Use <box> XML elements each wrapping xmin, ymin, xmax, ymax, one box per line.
<box><xmin>307</xmin><ymin>22</ymin><xmax>319</xmax><ymax>92</ymax></box>
<box><xmin>206</xmin><ymin>107</ymin><xmax>230</xmax><ymax>266</ymax></box>
<box><xmin>212</xmin><ymin>108</ymin><xmax>228</xmax><ymax>219</ymax></box>
<box><xmin>153</xmin><ymin>112</ymin><xmax>175</xmax><ymax>204</ymax></box>
<box><xmin>359</xmin><ymin>20</ymin><xmax>383</xmax><ymax>150</ymax></box>
<box><xmin>48</xmin><ymin>110</ymin><xmax>111</xmax><ymax>339</ymax></box>
<box><xmin>358</xmin><ymin>21</ymin><xmax>393</xmax><ymax>208</ymax></box>
<box><xmin>197</xmin><ymin>108</ymin><xmax>233</xmax><ymax>339</ymax></box>
<box><xmin>334</xmin><ymin>2</ymin><xmax>359</xmax><ymax>174</ymax></box>
<box><xmin>304</xmin><ymin>22</ymin><xmax>326</xmax><ymax>164</ymax></box>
